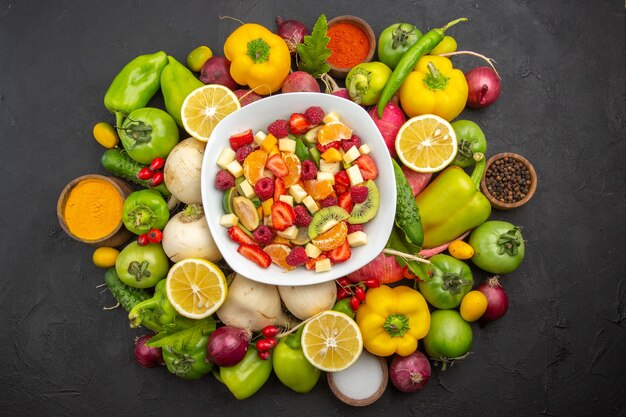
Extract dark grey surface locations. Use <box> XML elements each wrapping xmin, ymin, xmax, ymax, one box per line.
<box><xmin>1</xmin><ymin>1</ymin><xmax>624</xmax><ymax>416</ymax></box>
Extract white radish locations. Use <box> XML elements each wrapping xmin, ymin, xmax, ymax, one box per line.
<box><xmin>163</xmin><ymin>137</ymin><xmax>205</xmax><ymax>204</ymax></box>
<box><xmin>161</xmin><ymin>204</ymin><xmax>221</xmax><ymax>263</ymax></box>
<box><xmin>278</xmin><ymin>281</ymin><xmax>337</xmax><ymax>320</ymax></box>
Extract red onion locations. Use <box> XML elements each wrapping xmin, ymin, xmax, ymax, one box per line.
<box><xmin>276</xmin><ymin>17</ymin><xmax>309</xmax><ymax>54</ymax></box>
<box><xmin>134</xmin><ymin>334</ymin><xmax>164</xmax><ymax>368</ymax></box>
<box><xmin>477</xmin><ymin>276</ymin><xmax>509</xmax><ymax>325</ymax></box>
<box><xmin>368</xmin><ymin>103</ymin><xmax>406</xmax><ymax>158</ymax></box>
<box><xmin>233</xmin><ymin>89</ymin><xmax>263</xmax><ymax>106</ymax></box>
<box><xmin>200</xmin><ymin>56</ymin><xmax>238</xmax><ymax>90</ymax></box>
<box><xmin>389</xmin><ymin>351</ymin><xmax>431</xmax><ymax>393</ymax></box>
<box><xmin>465</xmin><ymin>66</ymin><xmax>501</xmax><ymax>108</ymax></box>
<box><xmin>281</xmin><ymin>71</ymin><xmax>321</xmax><ymax>93</ymax></box>
<box><xmin>206</xmin><ymin>326</ymin><xmax>251</xmax><ymax>367</ymax></box>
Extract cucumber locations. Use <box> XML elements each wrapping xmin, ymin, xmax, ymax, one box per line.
<box><xmin>101</xmin><ymin>149</ymin><xmax>171</xmax><ymax>196</ymax></box>
<box><xmin>392</xmin><ymin>159</ymin><xmax>423</xmax><ymax>248</ymax></box>
<box><xmin>104</xmin><ymin>268</ymin><xmax>151</xmax><ymax>312</ymax></box>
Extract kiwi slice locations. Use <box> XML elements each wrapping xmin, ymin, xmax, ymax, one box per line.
<box><xmin>348</xmin><ymin>180</ymin><xmax>380</xmax><ymax>224</ymax></box>
<box><xmin>223</xmin><ymin>187</ymin><xmax>239</xmax><ymax>213</ymax></box>
<box><xmin>308</xmin><ymin>206</ymin><xmax>350</xmax><ymax>239</ymax></box>
<box><xmin>232</xmin><ymin>196</ymin><xmax>259</xmax><ymax>231</ymax></box>
<box><xmin>291</xmin><ymin>227</ymin><xmax>312</xmax><ymax>246</ymax></box>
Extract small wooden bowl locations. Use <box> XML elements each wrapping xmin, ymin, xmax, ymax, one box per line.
<box><xmin>327</xmin><ymin>352</ymin><xmax>388</xmax><ymax>407</ymax></box>
<box><xmin>57</xmin><ymin>174</ymin><xmax>133</xmax><ymax>247</ymax></box>
<box><xmin>327</xmin><ymin>15</ymin><xmax>376</xmax><ymax>79</ymax></box>
<box><xmin>480</xmin><ymin>152</ymin><xmax>537</xmax><ymax>210</ymax></box>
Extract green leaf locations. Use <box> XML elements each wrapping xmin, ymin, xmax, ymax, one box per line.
<box><xmin>386</xmin><ymin>226</ymin><xmax>432</xmax><ymax>282</ymax></box>
<box><xmin>296</xmin><ymin>14</ymin><xmax>331</xmax><ymax>78</ymax></box>
<box><xmin>147</xmin><ymin>316</ymin><xmax>216</xmax><ymax>351</ymax></box>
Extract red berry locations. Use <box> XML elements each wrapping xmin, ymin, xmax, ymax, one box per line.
<box><xmin>257</xmin><ymin>350</ymin><xmax>271</xmax><ymax>360</ymax></box>
<box><xmin>265</xmin><ymin>337</ymin><xmax>278</xmax><ymax>348</ymax></box>
<box><xmin>266</xmin><ymin>154</ymin><xmax>289</xmax><ymax>177</ymax></box>
<box><xmin>285</xmin><ymin>246</ymin><xmax>308</xmax><ymax>266</ymax></box>
<box><xmin>215</xmin><ymin>169</ymin><xmax>235</xmax><ymax>191</ymax></box>
<box><xmin>334</xmin><ymin>171</ymin><xmax>350</xmax><ymax>195</ymax></box>
<box><xmin>304</xmin><ymin>106</ymin><xmax>325</xmax><ymax>125</ymax></box>
<box><xmin>229</xmin><ymin>129</ymin><xmax>254</xmax><ymax>150</ymax></box>
<box><xmin>149</xmin><ymin>157</ymin><xmax>165</xmax><ymax>171</ymax></box>
<box><xmin>256</xmin><ymin>338</ymin><xmax>273</xmax><ymax>352</ymax></box>
<box><xmin>147</xmin><ymin>229</ymin><xmax>163</xmax><ymax>244</ymax></box>
<box><xmin>235</xmin><ymin>144</ymin><xmax>253</xmax><ymax>163</ymax></box>
<box><xmin>267</xmin><ymin>119</ymin><xmax>290</xmax><ymax>138</ymax></box>
<box><xmin>320</xmin><ymin>195</ymin><xmax>338</xmax><ymax>208</ymax></box>
<box><xmin>271</xmin><ymin>201</ymin><xmax>296</xmax><ymax>231</ymax></box>
<box><xmin>350</xmin><ymin>186</ymin><xmax>369</xmax><ymax>204</ymax></box>
<box><xmin>228</xmin><ymin>226</ymin><xmax>257</xmax><ymax>245</ymax></box>
<box><xmin>364</xmin><ymin>278</ymin><xmax>380</xmax><ymax>288</ymax></box>
<box><xmin>316</xmin><ymin>140</ymin><xmax>341</xmax><ymax>153</ymax></box>
<box><xmin>137</xmin><ymin>234</ymin><xmax>150</xmax><ymax>246</ymax></box>
<box><xmin>137</xmin><ymin>167</ymin><xmax>154</xmax><ymax>180</ymax></box>
<box><xmin>336</xmin><ymin>277</ymin><xmax>351</xmax><ymax>287</ymax></box>
<box><xmin>289</xmin><ymin>113</ymin><xmax>313</xmax><ymax>135</ymax></box>
<box><xmin>326</xmin><ymin>240</ymin><xmax>351</xmax><ymax>264</ymax></box>
<box><xmin>341</xmin><ymin>134</ymin><xmax>362</xmax><ymax>152</ymax></box>
<box><xmin>273</xmin><ymin>178</ymin><xmax>286</xmax><ymax>201</ymax></box>
<box><xmin>337</xmin><ymin>287</ymin><xmax>350</xmax><ymax>300</ymax></box>
<box><xmin>149</xmin><ymin>172</ymin><xmax>164</xmax><ymax>187</ymax></box>
<box><xmin>347</xmin><ymin>223</ymin><xmax>364</xmax><ymax>234</ymax></box>
<box><xmin>252</xmin><ymin>225</ymin><xmax>273</xmax><ymax>245</ymax></box>
<box><xmin>293</xmin><ymin>205</ymin><xmax>312</xmax><ymax>227</ymax></box>
<box><xmin>349</xmin><ymin>296</ymin><xmax>361</xmax><ymax>311</ymax></box>
<box><xmin>262</xmin><ymin>325</ymin><xmax>279</xmax><ymax>338</ymax></box>
<box><xmin>300</xmin><ymin>160</ymin><xmax>318</xmax><ymax>180</ymax></box>
<box><xmin>254</xmin><ymin>177</ymin><xmax>274</xmax><ymax>201</ymax></box>
<box><xmin>354</xmin><ymin>154</ymin><xmax>378</xmax><ymax>180</ymax></box>
<box><xmin>238</xmin><ymin>243</ymin><xmax>272</xmax><ymax>268</ymax></box>
<box><xmin>355</xmin><ymin>286</ymin><xmax>366</xmax><ymax>302</ymax></box>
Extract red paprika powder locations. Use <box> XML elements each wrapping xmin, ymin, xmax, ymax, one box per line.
<box><xmin>327</xmin><ymin>22</ymin><xmax>370</xmax><ymax>68</ymax></box>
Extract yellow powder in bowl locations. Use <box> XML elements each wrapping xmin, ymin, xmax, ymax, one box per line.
<box><xmin>63</xmin><ymin>179</ymin><xmax>124</xmax><ymax>240</ymax></box>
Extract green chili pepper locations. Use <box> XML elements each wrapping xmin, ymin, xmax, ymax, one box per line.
<box><xmin>160</xmin><ymin>55</ymin><xmax>204</xmax><ymax>127</ymax></box>
<box><xmin>377</xmin><ymin>17</ymin><xmax>468</xmax><ymax>118</ymax></box>
<box><xmin>104</xmin><ymin>51</ymin><xmax>168</xmax><ymax>127</ymax></box>
<box><xmin>220</xmin><ymin>347</ymin><xmax>273</xmax><ymax>400</ymax></box>
<box><xmin>162</xmin><ymin>334</ymin><xmax>212</xmax><ymax>380</ymax></box>
<box><xmin>345</xmin><ymin>61</ymin><xmax>392</xmax><ymax>106</ymax></box>
<box><xmin>418</xmin><ymin>254</ymin><xmax>473</xmax><ymax>309</ymax></box>
<box><xmin>122</xmin><ymin>189</ymin><xmax>170</xmax><ymax>235</ymax></box>
<box><xmin>128</xmin><ymin>280</ymin><xmax>178</xmax><ymax>332</ymax></box>
<box><xmin>272</xmin><ymin>326</ymin><xmax>321</xmax><ymax>394</ymax></box>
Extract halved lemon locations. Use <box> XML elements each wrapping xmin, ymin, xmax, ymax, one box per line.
<box><xmin>301</xmin><ymin>310</ymin><xmax>363</xmax><ymax>372</ymax></box>
<box><xmin>165</xmin><ymin>258</ymin><xmax>228</xmax><ymax>319</ymax></box>
<box><xmin>395</xmin><ymin>114</ymin><xmax>458</xmax><ymax>173</ymax></box>
<box><xmin>181</xmin><ymin>84</ymin><xmax>240</xmax><ymax>142</ymax></box>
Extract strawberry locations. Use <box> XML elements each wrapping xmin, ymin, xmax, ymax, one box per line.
<box><xmin>238</xmin><ymin>243</ymin><xmax>271</xmax><ymax>268</ymax></box>
<box><xmin>266</xmin><ymin>154</ymin><xmax>289</xmax><ymax>177</ymax></box>
<box><xmin>326</xmin><ymin>240</ymin><xmax>351</xmax><ymax>264</ymax></box>
<box><xmin>229</xmin><ymin>129</ymin><xmax>254</xmax><ymax>150</ymax></box>
<box><xmin>316</xmin><ymin>140</ymin><xmax>341</xmax><ymax>153</ymax></box>
<box><xmin>289</xmin><ymin>113</ymin><xmax>313</xmax><ymax>135</ymax></box>
<box><xmin>338</xmin><ymin>191</ymin><xmax>353</xmax><ymax>213</ymax></box>
<box><xmin>334</xmin><ymin>170</ymin><xmax>351</xmax><ymax>195</ymax></box>
<box><xmin>274</xmin><ymin>177</ymin><xmax>286</xmax><ymax>201</ymax></box>
<box><xmin>354</xmin><ymin>154</ymin><xmax>378</xmax><ymax>180</ymax></box>
<box><xmin>228</xmin><ymin>226</ymin><xmax>256</xmax><ymax>245</ymax></box>
<box><xmin>271</xmin><ymin>201</ymin><xmax>295</xmax><ymax>231</ymax></box>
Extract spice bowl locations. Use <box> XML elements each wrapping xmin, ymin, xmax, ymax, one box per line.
<box><xmin>327</xmin><ymin>15</ymin><xmax>376</xmax><ymax>79</ymax></box>
<box><xmin>480</xmin><ymin>152</ymin><xmax>537</xmax><ymax>210</ymax></box>
<box><xmin>57</xmin><ymin>174</ymin><xmax>134</xmax><ymax>247</ymax></box>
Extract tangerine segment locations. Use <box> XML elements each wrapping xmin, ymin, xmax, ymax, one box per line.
<box><xmin>165</xmin><ymin>259</ymin><xmax>228</xmax><ymax>319</ymax></box>
<box><xmin>181</xmin><ymin>85</ymin><xmax>240</xmax><ymax>142</ymax></box>
<box><xmin>312</xmin><ymin>221</ymin><xmax>347</xmax><ymax>251</ymax></box>
<box><xmin>263</xmin><ymin>243</ymin><xmax>295</xmax><ymax>271</ymax></box>
<box><xmin>282</xmin><ymin>153</ymin><xmax>301</xmax><ymax>188</ymax></box>
<box><xmin>301</xmin><ymin>311</ymin><xmax>363</xmax><ymax>372</ymax></box>
<box><xmin>303</xmin><ymin>179</ymin><xmax>334</xmax><ymax>201</ymax></box>
<box><xmin>243</xmin><ymin>149</ymin><xmax>269</xmax><ymax>185</ymax></box>
<box><xmin>317</xmin><ymin>122</ymin><xmax>353</xmax><ymax>146</ymax></box>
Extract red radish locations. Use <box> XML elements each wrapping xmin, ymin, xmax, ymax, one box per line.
<box><xmin>389</xmin><ymin>351</ymin><xmax>431</xmax><ymax>393</ymax></box>
<box><xmin>276</xmin><ymin>17</ymin><xmax>309</xmax><ymax>54</ymax></box>
<box><xmin>200</xmin><ymin>56</ymin><xmax>238</xmax><ymax>90</ymax></box>
<box><xmin>134</xmin><ymin>334</ymin><xmax>164</xmax><ymax>368</ymax></box>
<box><xmin>281</xmin><ymin>71</ymin><xmax>321</xmax><ymax>93</ymax></box>
<box><xmin>233</xmin><ymin>89</ymin><xmax>263</xmax><ymax>106</ymax></box>
<box><xmin>207</xmin><ymin>326</ymin><xmax>252</xmax><ymax>367</ymax></box>
<box><xmin>418</xmin><ymin>231</ymin><xmax>471</xmax><ymax>258</ymax></box>
<box><xmin>477</xmin><ymin>276</ymin><xmax>509</xmax><ymax>326</ymax></box>
<box><xmin>367</xmin><ymin>103</ymin><xmax>406</xmax><ymax>158</ymax></box>
<box><xmin>401</xmin><ymin>166</ymin><xmax>432</xmax><ymax>197</ymax></box>
<box><xmin>465</xmin><ymin>66</ymin><xmax>501</xmax><ymax>108</ymax></box>
<box><xmin>347</xmin><ymin>252</ymin><xmax>405</xmax><ymax>284</ymax></box>
<box><xmin>320</xmin><ymin>73</ymin><xmax>350</xmax><ymax>99</ymax></box>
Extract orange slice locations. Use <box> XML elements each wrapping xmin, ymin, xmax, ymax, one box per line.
<box><xmin>243</xmin><ymin>149</ymin><xmax>269</xmax><ymax>185</ymax></box>
<box><xmin>282</xmin><ymin>153</ymin><xmax>301</xmax><ymax>188</ymax></box>
<box><xmin>303</xmin><ymin>179</ymin><xmax>334</xmax><ymax>201</ymax></box>
<box><xmin>317</xmin><ymin>122</ymin><xmax>353</xmax><ymax>146</ymax></box>
<box><xmin>181</xmin><ymin>85</ymin><xmax>240</xmax><ymax>142</ymax></box>
<box><xmin>312</xmin><ymin>221</ymin><xmax>347</xmax><ymax>251</ymax></box>
<box><xmin>263</xmin><ymin>243</ymin><xmax>295</xmax><ymax>271</ymax></box>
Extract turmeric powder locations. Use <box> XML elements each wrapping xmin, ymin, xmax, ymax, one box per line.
<box><xmin>63</xmin><ymin>179</ymin><xmax>124</xmax><ymax>240</ymax></box>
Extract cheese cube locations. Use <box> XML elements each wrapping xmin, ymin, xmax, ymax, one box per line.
<box><xmin>302</xmin><ymin>195</ymin><xmax>319</xmax><ymax>213</ymax></box>
<box><xmin>315</xmin><ymin>258</ymin><xmax>332</xmax><ymax>272</ymax></box>
<box><xmin>220</xmin><ymin>213</ymin><xmax>239</xmax><ymax>227</ymax></box>
<box><xmin>254</xmin><ymin>131</ymin><xmax>267</xmax><ymax>147</ymax></box>
<box><xmin>323</xmin><ymin>112</ymin><xmax>341</xmax><ymax>124</ymax></box>
<box><xmin>278</xmin><ymin>138</ymin><xmax>297</xmax><ymax>153</ymax></box>
<box><xmin>277</xmin><ymin>225</ymin><xmax>299</xmax><ymax>240</ymax></box>
<box><xmin>217</xmin><ymin>147</ymin><xmax>237</xmax><ymax>169</ymax></box>
<box><xmin>321</xmin><ymin>147</ymin><xmax>343</xmax><ymax>163</ymax></box>
<box><xmin>262</xmin><ymin>198</ymin><xmax>273</xmax><ymax>217</ymax></box>
<box><xmin>239</xmin><ymin>179</ymin><xmax>256</xmax><ymax>198</ymax></box>
<box><xmin>289</xmin><ymin>184</ymin><xmax>308</xmax><ymax>203</ymax></box>
<box><xmin>305</xmin><ymin>243</ymin><xmax>322</xmax><ymax>259</ymax></box>
<box><xmin>316</xmin><ymin>171</ymin><xmax>335</xmax><ymax>184</ymax></box>
<box><xmin>260</xmin><ymin>133</ymin><xmax>278</xmax><ymax>152</ymax></box>
<box><xmin>319</xmin><ymin>160</ymin><xmax>341</xmax><ymax>174</ymax></box>
<box><xmin>358</xmin><ymin>144</ymin><xmax>371</xmax><ymax>155</ymax></box>
<box><xmin>346</xmin><ymin>164</ymin><xmax>364</xmax><ymax>186</ymax></box>
<box><xmin>343</xmin><ymin>145</ymin><xmax>361</xmax><ymax>164</ymax></box>
<box><xmin>347</xmin><ymin>231</ymin><xmax>368</xmax><ymax>247</ymax></box>
<box><xmin>279</xmin><ymin>195</ymin><xmax>294</xmax><ymax>206</ymax></box>
<box><xmin>304</xmin><ymin>126</ymin><xmax>322</xmax><ymax>143</ymax></box>
<box><xmin>226</xmin><ymin>160</ymin><xmax>243</xmax><ymax>178</ymax></box>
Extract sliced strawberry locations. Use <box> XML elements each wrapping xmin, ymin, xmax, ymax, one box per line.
<box><xmin>316</xmin><ymin>140</ymin><xmax>341</xmax><ymax>153</ymax></box>
<box><xmin>271</xmin><ymin>201</ymin><xmax>295</xmax><ymax>231</ymax></box>
<box><xmin>306</xmin><ymin>254</ymin><xmax>327</xmax><ymax>270</ymax></box>
<box><xmin>334</xmin><ymin>170</ymin><xmax>351</xmax><ymax>195</ymax></box>
<box><xmin>338</xmin><ymin>191</ymin><xmax>353</xmax><ymax>213</ymax></box>
<box><xmin>229</xmin><ymin>129</ymin><xmax>254</xmax><ymax>150</ymax></box>
<box><xmin>354</xmin><ymin>154</ymin><xmax>379</xmax><ymax>180</ymax></box>
<box><xmin>274</xmin><ymin>177</ymin><xmax>286</xmax><ymax>201</ymax></box>
<box><xmin>228</xmin><ymin>226</ymin><xmax>256</xmax><ymax>245</ymax></box>
<box><xmin>289</xmin><ymin>113</ymin><xmax>313</xmax><ymax>135</ymax></box>
<box><xmin>326</xmin><ymin>240</ymin><xmax>351</xmax><ymax>264</ymax></box>
<box><xmin>238</xmin><ymin>243</ymin><xmax>271</xmax><ymax>268</ymax></box>
<box><xmin>266</xmin><ymin>154</ymin><xmax>289</xmax><ymax>177</ymax></box>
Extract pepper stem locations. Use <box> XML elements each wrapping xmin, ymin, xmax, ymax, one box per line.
<box><xmin>128</xmin><ymin>297</ymin><xmax>159</xmax><ymax>328</ymax></box>
<box><xmin>247</xmin><ymin>38</ymin><xmax>271</xmax><ymax>64</ymax></box>
<box><xmin>441</xmin><ymin>17</ymin><xmax>469</xmax><ymax>32</ymax></box>
<box><xmin>383</xmin><ymin>313</ymin><xmax>410</xmax><ymax>337</ymax></box>
<box><xmin>180</xmin><ymin>204</ymin><xmax>204</xmax><ymax>223</ymax></box>
<box><xmin>346</xmin><ymin>68</ymin><xmax>372</xmax><ymax>104</ymax></box>
<box><xmin>470</xmin><ymin>153</ymin><xmax>486</xmax><ymax>190</ymax></box>
<box><xmin>423</xmin><ymin>62</ymin><xmax>449</xmax><ymax>90</ymax></box>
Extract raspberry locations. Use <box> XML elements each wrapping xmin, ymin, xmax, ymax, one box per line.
<box><xmin>350</xmin><ymin>186</ymin><xmax>368</xmax><ymax>204</ymax></box>
<box><xmin>304</xmin><ymin>106</ymin><xmax>325</xmax><ymax>125</ymax></box>
<box><xmin>215</xmin><ymin>169</ymin><xmax>235</xmax><ymax>191</ymax></box>
<box><xmin>254</xmin><ymin>177</ymin><xmax>275</xmax><ymax>201</ymax></box>
<box><xmin>347</xmin><ymin>224</ymin><xmax>364</xmax><ymax>234</ymax></box>
<box><xmin>341</xmin><ymin>134</ymin><xmax>362</xmax><ymax>151</ymax></box>
<box><xmin>320</xmin><ymin>195</ymin><xmax>338</xmax><ymax>208</ymax></box>
<box><xmin>300</xmin><ymin>160</ymin><xmax>318</xmax><ymax>180</ymax></box>
<box><xmin>294</xmin><ymin>205</ymin><xmax>312</xmax><ymax>227</ymax></box>
<box><xmin>267</xmin><ymin>119</ymin><xmax>289</xmax><ymax>138</ymax></box>
<box><xmin>253</xmin><ymin>225</ymin><xmax>273</xmax><ymax>245</ymax></box>
<box><xmin>286</xmin><ymin>246</ymin><xmax>308</xmax><ymax>266</ymax></box>
<box><xmin>235</xmin><ymin>144</ymin><xmax>253</xmax><ymax>163</ymax></box>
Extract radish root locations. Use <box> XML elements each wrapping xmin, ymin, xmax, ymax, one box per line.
<box><xmin>435</xmin><ymin>50</ymin><xmax>501</xmax><ymax>79</ymax></box>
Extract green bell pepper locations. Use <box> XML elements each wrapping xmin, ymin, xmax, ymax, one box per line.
<box><xmin>451</xmin><ymin>120</ymin><xmax>487</xmax><ymax>168</ymax></box>
<box><xmin>122</xmin><ymin>189</ymin><xmax>170</xmax><ymax>235</ymax></box>
<box><xmin>115</xmin><ymin>242</ymin><xmax>169</xmax><ymax>289</ymax></box>
<box><xmin>272</xmin><ymin>327</ymin><xmax>321</xmax><ymax>394</ymax></box>
<box><xmin>469</xmin><ymin>220</ymin><xmax>525</xmax><ymax>274</ymax></box>
<box><xmin>220</xmin><ymin>347</ymin><xmax>273</xmax><ymax>400</ymax></box>
<box><xmin>415</xmin><ymin>154</ymin><xmax>491</xmax><ymax>248</ymax></box>
<box><xmin>377</xmin><ymin>23</ymin><xmax>422</xmax><ymax>70</ymax></box>
<box><xmin>118</xmin><ymin>107</ymin><xmax>179</xmax><ymax>165</ymax></box>
<box><xmin>162</xmin><ymin>334</ymin><xmax>212</xmax><ymax>380</ymax></box>
<box><xmin>345</xmin><ymin>61</ymin><xmax>392</xmax><ymax>106</ymax></box>
<box><xmin>104</xmin><ymin>51</ymin><xmax>168</xmax><ymax>127</ymax></box>
<box><xmin>418</xmin><ymin>254</ymin><xmax>473</xmax><ymax>309</ymax></box>
<box><xmin>128</xmin><ymin>279</ymin><xmax>178</xmax><ymax>331</ymax></box>
<box><xmin>160</xmin><ymin>55</ymin><xmax>204</xmax><ymax>127</ymax></box>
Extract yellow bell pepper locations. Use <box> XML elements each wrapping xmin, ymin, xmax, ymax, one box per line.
<box><xmin>223</xmin><ymin>23</ymin><xmax>291</xmax><ymax>96</ymax></box>
<box><xmin>356</xmin><ymin>285</ymin><xmax>430</xmax><ymax>357</ymax></box>
<box><xmin>399</xmin><ymin>55</ymin><xmax>468</xmax><ymax>121</ymax></box>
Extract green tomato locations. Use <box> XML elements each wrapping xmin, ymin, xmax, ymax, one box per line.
<box><xmin>430</xmin><ymin>35</ymin><xmax>458</xmax><ymax>55</ymax></box>
<box><xmin>418</xmin><ymin>254</ymin><xmax>473</xmax><ymax>309</ymax></box>
<box><xmin>346</xmin><ymin>62</ymin><xmax>392</xmax><ymax>106</ymax></box>
<box><xmin>122</xmin><ymin>189</ymin><xmax>170</xmax><ymax>235</ymax></box>
<box><xmin>377</xmin><ymin>23</ymin><xmax>422</xmax><ymax>70</ymax></box>
<box><xmin>332</xmin><ymin>298</ymin><xmax>356</xmax><ymax>319</ymax></box>
<box><xmin>469</xmin><ymin>221</ymin><xmax>525</xmax><ymax>274</ymax></box>
<box><xmin>451</xmin><ymin>120</ymin><xmax>487</xmax><ymax>168</ymax></box>
<box><xmin>423</xmin><ymin>310</ymin><xmax>473</xmax><ymax>361</ymax></box>
<box><xmin>162</xmin><ymin>334</ymin><xmax>212</xmax><ymax>380</ymax></box>
<box><xmin>115</xmin><ymin>241</ymin><xmax>169</xmax><ymax>288</ymax></box>
<box><xmin>186</xmin><ymin>46</ymin><xmax>213</xmax><ymax>72</ymax></box>
<box><xmin>119</xmin><ymin>107</ymin><xmax>179</xmax><ymax>164</ymax></box>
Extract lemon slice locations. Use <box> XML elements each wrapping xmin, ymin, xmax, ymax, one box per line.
<box><xmin>301</xmin><ymin>311</ymin><xmax>363</xmax><ymax>372</ymax></box>
<box><xmin>165</xmin><ymin>258</ymin><xmax>228</xmax><ymax>319</ymax></box>
<box><xmin>395</xmin><ymin>114</ymin><xmax>458</xmax><ymax>173</ymax></box>
<box><xmin>181</xmin><ymin>85</ymin><xmax>240</xmax><ymax>142</ymax></box>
